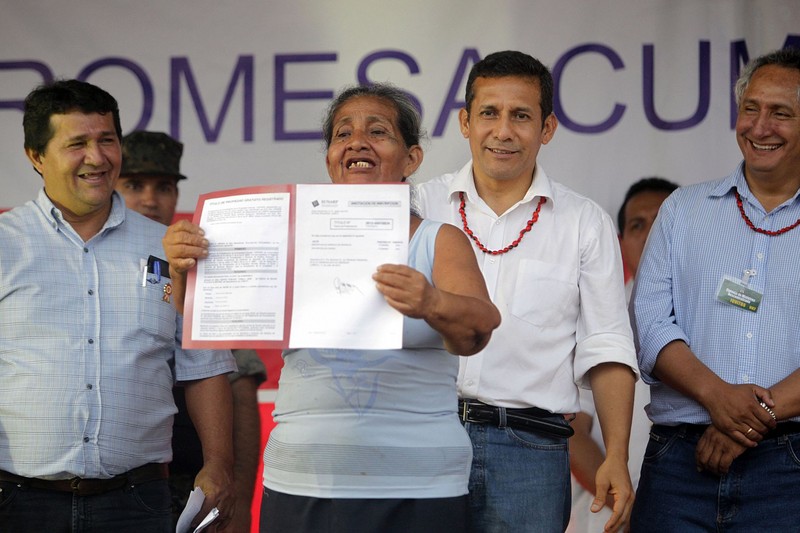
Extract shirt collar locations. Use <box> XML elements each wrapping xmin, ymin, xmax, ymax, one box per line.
<box><xmin>710</xmin><ymin>161</ymin><xmax>747</xmax><ymax>199</ymax></box>
<box><xmin>447</xmin><ymin>160</ymin><xmax>554</xmax><ymax>211</ymax></box>
<box><xmin>711</xmin><ymin>161</ymin><xmax>800</xmax><ymax>208</ymax></box>
<box><xmin>34</xmin><ymin>188</ymin><xmax>127</xmax><ymax>235</ymax></box>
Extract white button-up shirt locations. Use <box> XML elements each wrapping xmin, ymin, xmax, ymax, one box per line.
<box><xmin>414</xmin><ymin>161</ymin><xmax>637</xmax><ymax>413</ymax></box>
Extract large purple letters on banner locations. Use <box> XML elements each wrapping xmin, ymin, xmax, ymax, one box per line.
<box><xmin>1</xmin><ymin>35</ymin><xmax>797</xmax><ymax>141</ymax></box>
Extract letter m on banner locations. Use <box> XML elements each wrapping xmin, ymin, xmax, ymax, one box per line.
<box><xmin>170</xmin><ymin>55</ymin><xmax>254</xmax><ymax>142</ymax></box>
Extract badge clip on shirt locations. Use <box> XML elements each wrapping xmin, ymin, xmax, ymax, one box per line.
<box><xmin>716</xmin><ymin>269</ymin><xmax>762</xmax><ymax>312</ymax></box>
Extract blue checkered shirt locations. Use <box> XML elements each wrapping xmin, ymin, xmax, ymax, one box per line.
<box><xmin>0</xmin><ymin>190</ymin><xmax>235</xmax><ymax>479</ymax></box>
<box><xmin>632</xmin><ymin>163</ymin><xmax>800</xmax><ymax>425</ymax></box>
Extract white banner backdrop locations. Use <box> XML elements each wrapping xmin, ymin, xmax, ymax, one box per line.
<box><xmin>1</xmin><ymin>0</ymin><xmax>798</xmax><ymax>220</ymax></box>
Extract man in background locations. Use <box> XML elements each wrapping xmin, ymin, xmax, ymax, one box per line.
<box><xmin>568</xmin><ymin>177</ymin><xmax>677</xmax><ymax>532</ymax></box>
<box><xmin>0</xmin><ymin>79</ymin><xmax>235</xmax><ymax>532</ymax></box>
<box><xmin>118</xmin><ymin>131</ymin><xmax>267</xmax><ymax>532</ymax></box>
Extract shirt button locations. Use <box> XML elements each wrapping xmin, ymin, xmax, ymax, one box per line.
<box><xmin>88</xmin><ymin>289</ymin><xmax>94</xmax><ymax>295</ymax></box>
<box><xmin>86</xmin><ymin>384</ymin><xmax>93</xmax><ymax>390</ymax></box>
<box><xmin>88</xmin><ymin>339</ymin><xmax>94</xmax><ymax>344</ymax></box>
<box><xmin>83</xmin><ymin>247</ymin><xmax>89</xmax><ymax>253</ymax></box>
<box><xmin>746</xmin><ymin>332</ymin><xmax>753</xmax><ymax>339</ymax></box>
<box><xmin>757</xmin><ymin>253</ymin><xmax>764</xmax><ymax>260</ymax></box>
<box><xmin>83</xmin><ymin>436</ymin><xmax>90</xmax><ymax>443</ymax></box>
<box><xmin>742</xmin><ymin>374</ymin><xmax>750</xmax><ymax>382</ymax></box>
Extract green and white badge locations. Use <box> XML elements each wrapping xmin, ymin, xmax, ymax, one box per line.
<box><xmin>716</xmin><ymin>271</ymin><xmax>762</xmax><ymax>312</ymax></box>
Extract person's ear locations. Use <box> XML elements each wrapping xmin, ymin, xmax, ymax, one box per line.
<box><xmin>459</xmin><ymin>108</ymin><xmax>470</xmax><ymax>139</ymax></box>
<box><xmin>540</xmin><ymin>113</ymin><xmax>558</xmax><ymax>145</ymax></box>
<box><xmin>402</xmin><ymin>145</ymin><xmax>424</xmax><ymax>179</ymax></box>
<box><xmin>25</xmin><ymin>147</ymin><xmax>45</xmax><ymax>177</ymax></box>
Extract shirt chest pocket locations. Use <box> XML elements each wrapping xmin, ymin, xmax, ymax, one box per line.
<box><xmin>510</xmin><ymin>259</ymin><xmax>579</xmax><ymax>327</ymax></box>
<box><xmin>138</xmin><ymin>280</ymin><xmax>178</xmax><ymax>341</ymax></box>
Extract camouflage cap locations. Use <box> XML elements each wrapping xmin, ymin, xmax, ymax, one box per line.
<box><xmin>120</xmin><ymin>131</ymin><xmax>187</xmax><ymax>180</ymax></box>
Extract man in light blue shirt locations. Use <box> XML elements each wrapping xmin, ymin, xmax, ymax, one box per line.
<box><xmin>631</xmin><ymin>47</ymin><xmax>800</xmax><ymax>531</ymax></box>
<box><xmin>0</xmin><ymin>80</ymin><xmax>237</xmax><ymax>532</ymax></box>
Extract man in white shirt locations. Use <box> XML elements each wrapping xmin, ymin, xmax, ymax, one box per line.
<box><xmin>414</xmin><ymin>50</ymin><xmax>638</xmax><ymax>533</ymax></box>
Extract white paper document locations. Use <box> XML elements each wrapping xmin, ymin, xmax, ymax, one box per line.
<box><xmin>175</xmin><ymin>487</ymin><xmax>218</xmax><ymax>533</ymax></box>
<box><xmin>190</xmin><ymin>191</ymin><xmax>291</xmax><ymax>343</ymax></box>
<box><xmin>183</xmin><ymin>183</ymin><xmax>409</xmax><ymax>350</ymax></box>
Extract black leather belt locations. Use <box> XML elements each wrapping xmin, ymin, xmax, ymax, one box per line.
<box><xmin>0</xmin><ymin>463</ymin><xmax>169</xmax><ymax>497</ymax></box>
<box><xmin>459</xmin><ymin>399</ymin><xmax>574</xmax><ymax>438</ymax></box>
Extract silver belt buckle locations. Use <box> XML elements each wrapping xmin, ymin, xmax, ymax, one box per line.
<box><xmin>460</xmin><ymin>400</ymin><xmax>469</xmax><ymax>422</ymax></box>
<box><xmin>460</xmin><ymin>400</ymin><xmax>477</xmax><ymax>423</ymax></box>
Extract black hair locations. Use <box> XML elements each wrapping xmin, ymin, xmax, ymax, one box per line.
<box><xmin>464</xmin><ymin>50</ymin><xmax>554</xmax><ymax>120</ymax></box>
<box><xmin>617</xmin><ymin>177</ymin><xmax>679</xmax><ymax>234</ymax></box>
<box><xmin>23</xmin><ymin>79</ymin><xmax>122</xmax><ymax>156</ymax></box>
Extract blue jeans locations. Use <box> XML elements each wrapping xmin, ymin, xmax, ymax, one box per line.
<box><xmin>465</xmin><ymin>420</ymin><xmax>571</xmax><ymax>533</ymax></box>
<box><xmin>631</xmin><ymin>425</ymin><xmax>800</xmax><ymax>532</ymax></box>
<box><xmin>0</xmin><ymin>479</ymin><xmax>172</xmax><ymax>533</ymax></box>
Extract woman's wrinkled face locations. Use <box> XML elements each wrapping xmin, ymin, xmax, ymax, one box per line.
<box><xmin>325</xmin><ymin>96</ymin><xmax>422</xmax><ymax>184</ymax></box>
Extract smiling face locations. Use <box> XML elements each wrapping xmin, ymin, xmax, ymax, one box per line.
<box><xmin>460</xmin><ymin>76</ymin><xmax>557</xmax><ymax>190</ymax></box>
<box><xmin>325</xmin><ymin>96</ymin><xmax>422</xmax><ymax>184</ymax></box>
<box><xmin>26</xmin><ymin>111</ymin><xmax>121</xmax><ymax>222</ymax></box>
<box><xmin>736</xmin><ymin>64</ymin><xmax>800</xmax><ymax>188</ymax></box>
<box><xmin>116</xmin><ymin>175</ymin><xmax>179</xmax><ymax>225</ymax></box>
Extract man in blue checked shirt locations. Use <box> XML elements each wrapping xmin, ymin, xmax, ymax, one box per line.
<box><xmin>0</xmin><ymin>79</ymin><xmax>237</xmax><ymax>532</ymax></box>
<box><xmin>630</xmin><ymin>47</ymin><xmax>800</xmax><ymax>531</ymax></box>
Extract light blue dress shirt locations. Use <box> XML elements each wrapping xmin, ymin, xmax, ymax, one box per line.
<box><xmin>633</xmin><ymin>163</ymin><xmax>800</xmax><ymax>425</ymax></box>
<box><xmin>0</xmin><ymin>190</ymin><xmax>236</xmax><ymax>479</ymax></box>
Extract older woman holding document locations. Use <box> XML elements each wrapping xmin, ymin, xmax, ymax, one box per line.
<box><xmin>164</xmin><ymin>83</ymin><xmax>500</xmax><ymax>533</ymax></box>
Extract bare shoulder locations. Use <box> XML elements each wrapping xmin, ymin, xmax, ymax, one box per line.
<box><xmin>433</xmin><ymin>222</ymin><xmax>477</xmax><ymax>264</ymax></box>
<box><xmin>434</xmin><ymin>221</ymin><xmax>471</xmax><ymax>248</ymax></box>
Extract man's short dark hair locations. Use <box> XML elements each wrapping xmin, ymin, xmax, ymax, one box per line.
<box><xmin>23</xmin><ymin>79</ymin><xmax>122</xmax><ymax>156</ymax></box>
<box><xmin>735</xmin><ymin>47</ymin><xmax>800</xmax><ymax>106</ymax></box>
<box><xmin>464</xmin><ymin>50</ymin><xmax>554</xmax><ymax>121</ymax></box>
<box><xmin>617</xmin><ymin>177</ymin><xmax>679</xmax><ymax>234</ymax></box>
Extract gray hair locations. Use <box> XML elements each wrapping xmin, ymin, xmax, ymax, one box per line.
<box><xmin>734</xmin><ymin>47</ymin><xmax>800</xmax><ymax>106</ymax></box>
<box><xmin>322</xmin><ymin>83</ymin><xmax>424</xmax><ymax>149</ymax></box>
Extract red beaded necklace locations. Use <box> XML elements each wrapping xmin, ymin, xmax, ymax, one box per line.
<box><xmin>459</xmin><ymin>191</ymin><xmax>546</xmax><ymax>255</ymax></box>
<box><xmin>735</xmin><ymin>189</ymin><xmax>800</xmax><ymax>236</ymax></box>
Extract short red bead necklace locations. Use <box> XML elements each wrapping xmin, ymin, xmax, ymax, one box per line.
<box><xmin>459</xmin><ymin>191</ymin><xmax>546</xmax><ymax>255</ymax></box>
<box><xmin>735</xmin><ymin>189</ymin><xmax>800</xmax><ymax>236</ymax></box>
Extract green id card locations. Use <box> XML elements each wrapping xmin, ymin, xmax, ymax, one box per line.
<box><xmin>716</xmin><ymin>275</ymin><xmax>762</xmax><ymax>312</ymax></box>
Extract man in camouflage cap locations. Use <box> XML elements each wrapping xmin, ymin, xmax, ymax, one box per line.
<box><xmin>117</xmin><ymin>131</ymin><xmax>267</xmax><ymax>532</ymax></box>
<box><xmin>118</xmin><ymin>131</ymin><xmax>186</xmax><ymax>225</ymax></box>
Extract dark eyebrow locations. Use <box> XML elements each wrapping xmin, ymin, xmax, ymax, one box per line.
<box><xmin>511</xmin><ymin>106</ymin><xmax>535</xmax><ymax>114</ymax></box>
<box><xmin>65</xmin><ymin>130</ymin><xmax>117</xmax><ymax>142</ymax></box>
